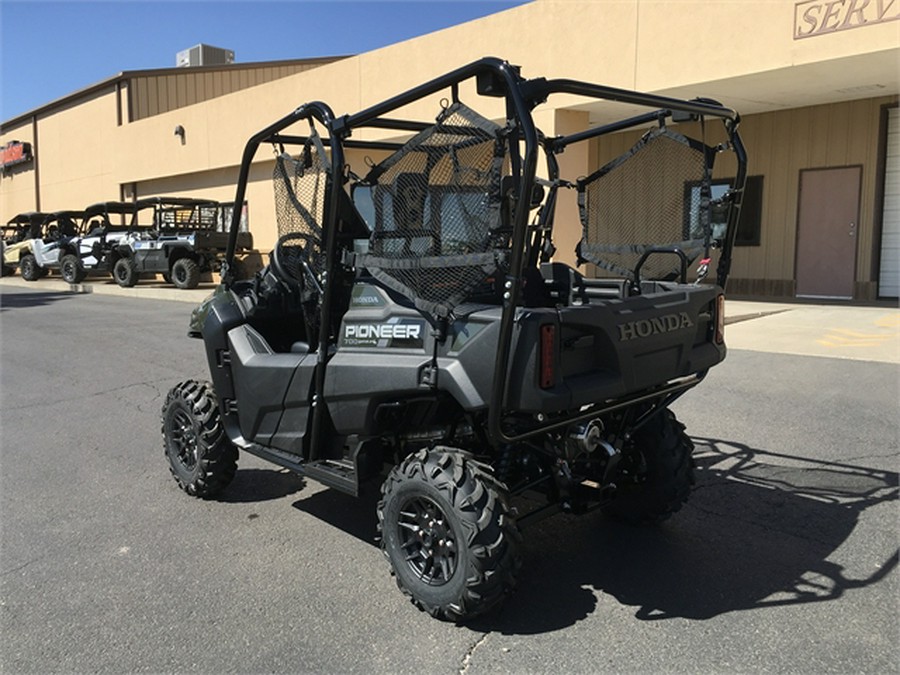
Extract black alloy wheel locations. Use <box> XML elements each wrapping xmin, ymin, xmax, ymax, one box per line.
<box><xmin>113</xmin><ymin>257</ymin><xmax>138</xmax><ymax>287</ymax></box>
<box><xmin>19</xmin><ymin>254</ymin><xmax>39</xmax><ymax>281</ymax></box>
<box><xmin>378</xmin><ymin>448</ymin><xmax>521</xmax><ymax>621</ymax></box>
<box><xmin>60</xmin><ymin>254</ymin><xmax>86</xmax><ymax>284</ymax></box>
<box><xmin>170</xmin><ymin>258</ymin><xmax>200</xmax><ymax>289</ymax></box>
<box><xmin>397</xmin><ymin>494</ymin><xmax>459</xmax><ymax>586</ymax></box>
<box><xmin>161</xmin><ymin>379</ymin><xmax>238</xmax><ymax>498</ymax></box>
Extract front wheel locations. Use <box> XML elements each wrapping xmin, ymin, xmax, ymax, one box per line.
<box><xmin>378</xmin><ymin>448</ymin><xmax>521</xmax><ymax>621</ymax></box>
<box><xmin>19</xmin><ymin>254</ymin><xmax>40</xmax><ymax>281</ymax></box>
<box><xmin>113</xmin><ymin>257</ymin><xmax>138</xmax><ymax>287</ymax></box>
<box><xmin>170</xmin><ymin>258</ymin><xmax>200</xmax><ymax>289</ymax></box>
<box><xmin>161</xmin><ymin>380</ymin><xmax>238</xmax><ymax>498</ymax></box>
<box><xmin>603</xmin><ymin>408</ymin><xmax>695</xmax><ymax>525</ymax></box>
<box><xmin>60</xmin><ymin>254</ymin><xmax>86</xmax><ymax>284</ymax></box>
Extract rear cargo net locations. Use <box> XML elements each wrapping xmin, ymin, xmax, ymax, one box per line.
<box><xmin>577</xmin><ymin>127</ymin><xmax>716</xmax><ymax>283</ymax></box>
<box><xmin>156</xmin><ymin>204</ymin><xmax>218</xmax><ymax>231</ymax></box>
<box><xmin>355</xmin><ymin>102</ymin><xmax>510</xmax><ymax>318</ymax></box>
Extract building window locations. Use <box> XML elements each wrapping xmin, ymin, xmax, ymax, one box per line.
<box><xmin>685</xmin><ymin>175</ymin><xmax>763</xmax><ymax>247</ymax></box>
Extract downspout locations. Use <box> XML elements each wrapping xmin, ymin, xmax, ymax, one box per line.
<box><xmin>31</xmin><ymin>114</ymin><xmax>40</xmax><ymax>211</ymax></box>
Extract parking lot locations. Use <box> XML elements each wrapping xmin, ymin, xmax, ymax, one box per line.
<box><xmin>1</xmin><ymin>284</ymin><xmax>897</xmax><ymax>674</ymax></box>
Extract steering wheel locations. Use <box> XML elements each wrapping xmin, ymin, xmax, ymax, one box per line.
<box><xmin>271</xmin><ymin>231</ymin><xmax>316</xmax><ymax>291</ymax></box>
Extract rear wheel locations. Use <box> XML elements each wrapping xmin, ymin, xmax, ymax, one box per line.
<box><xmin>113</xmin><ymin>257</ymin><xmax>139</xmax><ymax>287</ymax></box>
<box><xmin>378</xmin><ymin>448</ymin><xmax>521</xmax><ymax>621</ymax></box>
<box><xmin>19</xmin><ymin>254</ymin><xmax>40</xmax><ymax>281</ymax></box>
<box><xmin>603</xmin><ymin>408</ymin><xmax>695</xmax><ymax>525</ymax></box>
<box><xmin>171</xmin><ymin>257</ymin><xmax>200</xmax><ymax>289</ymax></box>
<box><xmin>161</xmin><ymin>380</ymin><xmax>237</xmax><ymax>498</ymax></box>
<box><xmin>60</xmin><ymin>254</ymin><xmax>86</xmax><ymax>284</ymax></box>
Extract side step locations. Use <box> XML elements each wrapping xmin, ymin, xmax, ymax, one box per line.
<box><xmin>241</xmin><ymin>444</ymin><xmax>359</xmax><ymax>497</ymax></box>
<box><xmin>304</xmin><ymin>459</ymin><xmax>358</xmax><ymax>497</ymax></box>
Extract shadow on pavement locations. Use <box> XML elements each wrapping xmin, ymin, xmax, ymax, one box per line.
<box><xmin>223</xmin><ymin>439</ymin><xmax>897</xmax><ymax>635</ymax></box>
<box><xmin>219</xmin><ymin>468</ymin><xmax>306</xmax><ymax>503</ymax></box>
<box><xmin>471</xmin><ymin>438</ymin><xmax>898</xmax><ymax>634</ymax></box>
<box><xmin>0</xmin><ymin>290</ymin><xmax>75</xmax><ymax>311</ymax></box>
<box><xmin>291</xmin><ymin>483</ymin><xmax>382</xmax><ymax>545</ymax></box>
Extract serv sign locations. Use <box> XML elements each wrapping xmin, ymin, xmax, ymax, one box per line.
<box><xmin>794</xmin><ymin>0</ymin><xmax>900</xmax><ymax>39</ymax></box>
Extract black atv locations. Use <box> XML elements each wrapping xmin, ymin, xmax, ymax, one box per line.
<box><xmin>161</xmin><ymin>58</ymin><xmax>746</xmax><ymax>621</ymax></box>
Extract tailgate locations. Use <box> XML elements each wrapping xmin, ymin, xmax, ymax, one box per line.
<box><xmin>507</xmin><ymin>285</ymin><xmax>724</xmax><ymax>412</ymax></box>
<box><xmin>193</xmin><ymin>231</ymin><xmax>253</xmax><ymax>251</ymax></box>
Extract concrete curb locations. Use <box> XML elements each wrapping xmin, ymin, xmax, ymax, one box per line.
<box><xmin>0</xmin><ymin>274</ymin><xmax>214</xmax><ymax>304</ymax></box>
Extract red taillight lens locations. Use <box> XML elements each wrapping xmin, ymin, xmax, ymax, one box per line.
<box><xmin>540</xmin><ymin>324</ymin><xmax>555</xmax><ymax>389</ymax></box>
<box><xmin>715</xmin><ymin>294</ymin><xmax>725</xmax><ymax>344</ymax></box>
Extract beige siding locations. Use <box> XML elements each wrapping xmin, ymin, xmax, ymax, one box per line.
<box><xmin>25</xmin><ymin>87</ymin><xmax>121</xmax><ymax>213</ymax></box>
<box><xmin>126</xmin><ymin>61</ymin><xmax>342</xmax><ymax>122</ymax></box>
<box><xmin>588</xmin><ymin>95</ymin><xmax>897</xmax><ymax>296</ymax></box>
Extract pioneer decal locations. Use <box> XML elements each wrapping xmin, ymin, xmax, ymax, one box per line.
<box><xmin>617</xmin><ymin>312</ymin><xmax>694</xmax><ymax>341</ymax></box>
<box><xmin>341</xmin><ymin>319</ymin><xmax>425</xmax><ymax>348</ymax></box>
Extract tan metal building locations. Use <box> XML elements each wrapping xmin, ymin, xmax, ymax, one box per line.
<box><xmin>2</xmin><ymin>0</ymin><xmax>898</xmax><ymax>300</ymax></box>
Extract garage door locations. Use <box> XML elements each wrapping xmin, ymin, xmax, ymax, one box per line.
<box><xmin>879</xmin><ymin>107</ymin><xmax>899</xmax><ymax>298</ymax></box>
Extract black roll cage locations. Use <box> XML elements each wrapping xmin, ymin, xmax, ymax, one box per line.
<box><xmin>221</xmin><ymin>56</ymin><xmax>747</xmax><ymax>451</ymax></box>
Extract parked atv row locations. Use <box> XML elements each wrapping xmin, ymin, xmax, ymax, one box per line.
<box><xmin>1</xmin><ymin>197</ymin><xmax>254</xmax><ymax>289</ymax></box>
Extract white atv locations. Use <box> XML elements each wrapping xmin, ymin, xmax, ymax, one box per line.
<box><xmin>2</xmin><ymin>212</ymin><xmax>48</xmax><ymax>278</ymax></box>
<box><xmin>16</xmin><ymin>210</ymin><xmax>83</xmax><ymax>281</ymax></box>
<box><xmin>56</xmin><ymin>202</ymin><xmax>141</xmax><ymax>284</ymax></box>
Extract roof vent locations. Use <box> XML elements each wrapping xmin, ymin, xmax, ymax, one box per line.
<box><xmin>176</xmin><ymin>44</ymin><xmax>235</xmax><ymax>68</ymax></box>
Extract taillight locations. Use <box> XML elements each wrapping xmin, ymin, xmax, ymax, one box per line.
<box><xmin>540</xmin><ymin>324</ymin><xmax>555</xmax><ymax>389</ymax></box>
<box><xmin>715</xmin><ymin>294</ymin><xmax>725</xmax><ymax>344</ymax></box>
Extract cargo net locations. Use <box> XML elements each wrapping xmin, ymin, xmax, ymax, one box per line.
<box><xmin>156</xmin><ymin>204</ymin><xmax>218</xmax><ymax>231</ymax></box>
<box><xmin>272</xmin><ymin>132</ymin><xmax>329</xmax><ymax>286</ymax></box>
<box><xmin>356</xmin><ymin>102</ymin><xmax>509</xmax><ymax>318</ymax></box>
<box><xmin>577</xmin><ymin>127</ymin><xmax>715</xmax><ymax>283</ymax></box>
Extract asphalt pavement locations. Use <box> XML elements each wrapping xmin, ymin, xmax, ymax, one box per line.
<box><xmin>0</xmin><ymin>280</ymin><xmax>897</xmax><ymax>674</ymax></box>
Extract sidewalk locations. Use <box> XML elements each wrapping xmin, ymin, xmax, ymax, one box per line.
<box><xmin>723</xmin><ymin>299</ymin><xmax>899</xmax><ymax>364</ymax></box>
<box><xmin>2</xmin><ymin>275</ymin><xmax>898</xmax><ymax>363</ymax></box>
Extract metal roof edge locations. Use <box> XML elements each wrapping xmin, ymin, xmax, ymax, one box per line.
<box><xmin>1</xmin><ymin>55</ymin><xmax>352</xmax><ymax>131</ymax></box>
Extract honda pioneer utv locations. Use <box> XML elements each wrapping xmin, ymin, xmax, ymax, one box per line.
<box><xmin>162</xmin><ymin>58</ymin><xmax>746</xmax><ymax>621</ymax></box>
